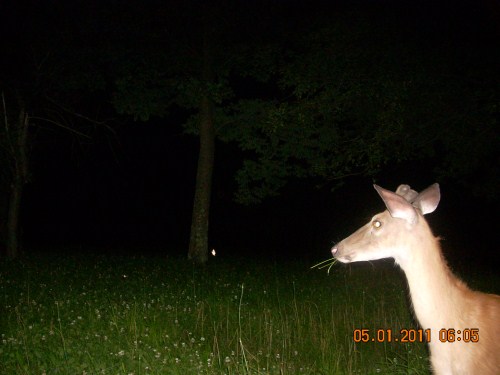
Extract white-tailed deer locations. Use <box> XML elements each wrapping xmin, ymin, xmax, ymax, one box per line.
<box><xmin>331</xmin><ymin>184</ymin><xmax>500</xmax><ymax>375</ymax></box>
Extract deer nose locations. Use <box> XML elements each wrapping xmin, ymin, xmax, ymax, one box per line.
<box><xmin>331</xmin><ymin>244</ymin><xmax>341</xmax><ymax>256</ymax></box>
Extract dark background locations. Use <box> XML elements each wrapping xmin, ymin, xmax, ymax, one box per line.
<box><xmin>24</xmin><ymin>122</ymin><xmax>498</xmax><ymax>267</ymax></box>
<box><xmin>2</xmin><ymin>0</ymin><xmax>498</xmax><ymax>271</ymax></box>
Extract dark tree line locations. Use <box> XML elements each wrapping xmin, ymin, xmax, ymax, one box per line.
<box><xmin>1</xmin><ymin>0</ymin><xmax>498</xmax><ymax>261</ymax></box>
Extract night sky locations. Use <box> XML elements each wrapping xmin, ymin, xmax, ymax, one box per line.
<box><xmin>1</xmin><ymin>0</ymin><xmax>499</xmax><ymax>268</ymax></box>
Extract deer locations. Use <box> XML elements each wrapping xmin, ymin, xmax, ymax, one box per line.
<box><xmin>331</xmin><ymin>183</ymin><xmax>500</xmax><ymax>375</ymax></box>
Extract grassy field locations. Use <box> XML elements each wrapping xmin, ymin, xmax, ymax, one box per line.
<box><xmin>1</xmin><ymin>252</ymin><xmax>434</xmax><ymax>374</ymax></box>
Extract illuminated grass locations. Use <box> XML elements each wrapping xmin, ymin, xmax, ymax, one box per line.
<box><xmin>1</xmin><ymin>253</ymin><xmax>431</xmax><ymax>374</ymax></box>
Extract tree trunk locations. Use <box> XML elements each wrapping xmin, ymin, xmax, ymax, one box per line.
<box><xmin>188</xmin><ymin>96</ymin><xmax>215</xmax><ymax>264</ymax></box>
<box><xmin>6</xmin><ymin>109</ymin><xmax>29</xmax><ymax>259</ymax></box>
<box><xmin>7</xmin><ymin>174</ymin><xmax>23</xmax><ymax>259</ymax></box>
<box><xmin>188</xmin><ymin>27</ymin><xmax>215</xmax><ymax>264</ymax></box>
<box><xmin>0</xmin><ymin>179</ymin><xmax>8</xmax><ymax>256</ymax></box>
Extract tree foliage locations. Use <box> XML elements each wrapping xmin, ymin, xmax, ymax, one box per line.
<box><xmin>220</xmin><ymin>12</ymin><xmax>499</xmax><ymax>203</ymax></box>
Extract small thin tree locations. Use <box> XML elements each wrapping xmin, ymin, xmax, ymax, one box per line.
<box><xmin>1</xmin><ymin>94</ymin><xmax>30</xmax><ymax>259</ymax></box>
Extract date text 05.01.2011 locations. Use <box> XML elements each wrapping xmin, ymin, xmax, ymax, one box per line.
<box><xmin>353</xmin><ymin>329</ymin><xmax>430</xmax><ymax>343</ymax></box>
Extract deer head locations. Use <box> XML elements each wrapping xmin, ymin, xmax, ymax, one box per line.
<box><xmin>331</xmin><ymin>184</ymin><xmax>440</xmax><ymax>264</ymax></box>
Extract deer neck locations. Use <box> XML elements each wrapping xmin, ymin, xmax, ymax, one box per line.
<box><xmin>396</xmin><ymin>224</ymin><xmax>460</xmax><ymax>330</ymax></box>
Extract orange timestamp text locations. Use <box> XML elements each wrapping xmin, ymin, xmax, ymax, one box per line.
<box><xmin>353</xmin><ymin>328</ymin><xmax>431</xmax><ymax>343</ymax></box>
<box><xmin>353</xmin><ymin>328</ymin><xmax>480</xmax><ymax>343</ymax></box>
<box><xmin>438</xmin><ymin>328</ymin><xmax>479</xmax><ymax>343</ymax></box>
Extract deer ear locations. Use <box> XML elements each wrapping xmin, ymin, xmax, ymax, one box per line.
<box><xmin>412</xmin><ymin>183</ymin><xmax>440</xmax><ymax>215</ymax></box>
<box><xmin>374</xmin><ymin>185</ymin><xmax>417</xmax><ymax>224</ymax></box>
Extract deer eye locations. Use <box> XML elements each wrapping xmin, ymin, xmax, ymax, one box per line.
<box><xmin>373</xmin><ymin>220</ymin><xmax>382</xmax><ymax>229</ymax></box>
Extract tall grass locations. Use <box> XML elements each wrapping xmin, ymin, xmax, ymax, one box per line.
<box><xmin>1</xmin><ymin>253</ymin><xmax>431</xmax><ymax>374</ymax></box>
